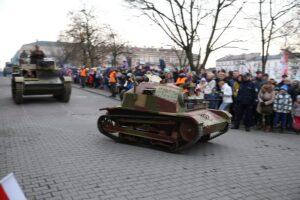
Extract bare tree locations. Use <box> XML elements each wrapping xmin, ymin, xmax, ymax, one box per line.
<box><xmin>60</xmin><ymin>7</ymin><xmax>108</xmax><ymax>67</ymax></box>
<box><xmin>57</xmin><ymin>35</ymin><xmax>83</xmax><ymax>66</ymax></box>
<box><xmin>125</xmin><ymin>0</ymin><xmax>245</xmax><ymax>72</ymax></box>
<box><xmin>106</xmin><ymin>28</ymin><xmax>129</xmax><ymax>67</ymax></box>
<box><xmin>249</xmin><ymin>0</ymin><xmax>298</xmax><ymax>73</ymax></box>
<box><xmin>171</xmin><ymin>46</ymin><xmax>188</xmax><ymax>68</ymax></box>
<box><xmin>280</xmin><ymin>6</ymin><xmax>300</xmax><ymax>51</ymax></box>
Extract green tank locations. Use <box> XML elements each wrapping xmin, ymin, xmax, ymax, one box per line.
<box><xmin>97</xmin><ymin>82</ymin><xmax>231</xmax><ymax>152</ymax></box>
<box><xmin>11</xmin><ymin>59</ymin><xmax>72</xmax><ymax>104</ymax></box>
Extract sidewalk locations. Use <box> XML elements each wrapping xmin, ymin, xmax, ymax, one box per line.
<box><xmin>72</xmin><ymin>84</ymin><xmax>121</xmax><ymax>101</ymax></box>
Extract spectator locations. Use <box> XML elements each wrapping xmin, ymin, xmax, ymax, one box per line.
<box><xmin>79</xmin><ymin>66</ymin><xmax>87</xmax><ymax>88</ymax></box>
<box><xmin>200</xmin><ymin>68</ymin><xmax>207</xmax><ymax>79</ymax></box>
<box><xmin>256</xmin><ymin>82</ymin><xmax>275</xmax><ymax>132</ymax></box>
<box><xmin>253</xmin><ymin>71</ymin><xmax>266</xmax><ymax>92</ymax></box>
<box><xmin>175</xmin><ymin>72</ymin><xmax>188</xmax><ymax>87</ymax></box>
<box><xmin>204</xmin><ymin>72</ymin><xmax>218</xmax><ymax>109</ymax></box>
<box><xmin>290</xmin><ymin>80</ymin><xmax>300</xmax><ymax>102</ymax></box>
<box><xmin>218</xmin><ymin>80</ymin><xmax>233</xmax><ymax>111</ymax></box>
<box><xmin>231</xmin><ymin>74</ymin><xmax>242</xmax><ymax>122</ymax></box>
<box><xmin>273</xmin><ymin>85</ymin><xmax>293</xmax><ymax>132</ymax></box>
<box><xmin>173</xmin><ymin>68</ymin><xmax>179</xmax><ymax>83</ymax></box>
<box><xmin>108</xmin><ymin>68</ymin><xmax>118</xmax><ymax>97</ymax></box>
<box><xmin>276</xmin><ymin>75</ymin><xmax>288</xmax><ymax>89</ymax></box>
<box><xmin>262</xmin><ymin>73</ymin><xmax>269</xmax><ymax>84</ymax></box>
<box><xmin>94</xmin><ymin>67</ymin><xmax>101</xmax><ymax>88</ymax></box>
<box><xmin>292</xmin><ymin>95</ymin><xmax>300</xmax><ymax>133</ymax></box>
<box><xmin>232</xmin><ymin>73</ymin><xmax>256</xmax><ymax>132</ymax></box>
<box><xmin>253</xmin><ymin>70</ymin><xmax>266</xmax><ymax>128</ymax></box>
<box><xmin>195</xmin><ymin>78</ymin><xmax>207</xmax><ymax>99</ymax></box>
<box><xmin>227</xmin><ymin>71</ymin><xmax>234</xmax><ymax>87</ymax></box>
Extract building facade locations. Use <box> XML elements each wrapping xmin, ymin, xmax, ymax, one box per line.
<box><xmin>216</xmin><ymin>51</ymin><xmax>300</xmax><ymax>81</ymax></box>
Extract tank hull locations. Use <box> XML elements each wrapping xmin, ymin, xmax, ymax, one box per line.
<box><xmin>98</xmin><ymin>107</ymin><xmax>230</xmax><ymax>152</ymax></box>
<box><xmin>11</xmin><ymin>76</ymin><xmax>72</xmax><ymax>103</ymax></box>
<box><xmin>23</xmin><ymin>81</ymin><xmax>64</xmax><ymax>95</ymax></box>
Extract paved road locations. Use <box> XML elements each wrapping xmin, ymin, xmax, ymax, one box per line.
<box><xmin>0</xmin><ymin>77</ymin><xmax>300</xmax><ymax>200</ymax></box>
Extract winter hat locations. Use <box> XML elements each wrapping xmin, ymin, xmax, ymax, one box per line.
<box><xmin>280</xmin><ymin>85</ymin><xmax>288</xmax><ymax>91</ymax></box>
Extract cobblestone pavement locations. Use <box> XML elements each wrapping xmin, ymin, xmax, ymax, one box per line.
<box><xmin>0</xmin><ymin>77</ymin><xmax>300</xmax><ymax>200</ymax></box>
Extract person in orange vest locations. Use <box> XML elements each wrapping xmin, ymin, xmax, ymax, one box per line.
<box><xmin>175</xmin><ymin>73</ymin><xmax>187</xmax><ymax>87</ymax></box>
<box><xmin>175</xmin><ymin>73</ymin><xmax>189</xmax><ymax>95</ymax></box>
<box><xmin>109</xmin><ymin>68</ymin><xmax>118</xmax><ymax>97</ymax></box>
<box><xmin>79</xmin><ymin>66</ymin><xmax>87</xmax><ymax>88</ymax></box>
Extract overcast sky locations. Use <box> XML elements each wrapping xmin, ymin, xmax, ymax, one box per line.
<box><xmin>0</xmin><ymin>0</ymin><xmax>288</xmax><ymax>69</ymax></box>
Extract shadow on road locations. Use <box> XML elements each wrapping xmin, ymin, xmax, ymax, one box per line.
<box><xmin>95</xmin><ymin>135</ymin><xmax>230</xmax><ymax>156</ymax></box>
<box><xmin>17</xmin><ymin>96</ymin><xmax>61</xmax><ymax>104</ymax></box>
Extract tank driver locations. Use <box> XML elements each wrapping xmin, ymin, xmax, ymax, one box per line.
<box><xmin>30</xmin><ymin>45</ymin><xmax>45</xmax><ymax>64</ymax></box>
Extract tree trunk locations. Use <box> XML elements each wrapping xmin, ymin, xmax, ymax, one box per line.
<box><xmin>201</xmin><ymin>47</ymin><xmax>212</xmax><ymax>72</ymax></box>
<box><xmin>184</xmin><ymin>45</ymin><xmax>196</xmax><ymax>72</ymax></box>
<box><xmin>112</xmin><ymin>52</ymin><xmax>117</xmax><ymax>67</ymax></box>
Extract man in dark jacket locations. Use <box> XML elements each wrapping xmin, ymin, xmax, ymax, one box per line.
<box><xmin>232</xmin><ymin>73</ymin><xmax>256</xmax><ymax>131</ymax></box>
<box><xmin>30</xmin><ymin>45</ymin><xmax>45</xmax><ymax>64</ymax></box>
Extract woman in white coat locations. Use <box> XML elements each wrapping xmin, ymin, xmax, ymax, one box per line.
<box><xmin>218</xmin><ymin>80</ymin><xmax>233</xmax><ymax>111</ymax></box>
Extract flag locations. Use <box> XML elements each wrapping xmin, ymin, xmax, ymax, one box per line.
<box><xmin>280</xmin><ymin>49</ymin><xmax>289</xmax><ymax>76</ymax></box>
<box><xmin>0</xmin><ymin>173</ymin><xmax>27</xmax><ymax>200</ymax></box>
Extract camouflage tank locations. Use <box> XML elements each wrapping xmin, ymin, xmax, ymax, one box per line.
<box><xmin>11</xmin><ymin>59</ymin><xmax>72</xmax><ymax>104</ymax></box>
<box><xmin>97</xmin><ymin>81</ymin><xmax>231</xmax><ymax>152</ymax></box>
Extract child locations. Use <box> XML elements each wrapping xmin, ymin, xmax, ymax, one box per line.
<box><xmin>292</xmin><ymin>95</ymin><xmax>300</xmax><ymax>133</ymax></box>
<box><xmin>273</xmin><ymin>85</ymin><xmax>293</xmax><ymax>132</ymax></box>
<box><xmin>195</xmin><ymin>78</ymin><xmax>207</xmax><ymax>99</ymax></box>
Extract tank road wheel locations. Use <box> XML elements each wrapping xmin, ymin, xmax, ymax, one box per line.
<box><xmin>179</xmin><ymin>120</ymin><xmax>198</xmax><ymax>142</ymax></box>
<box><xmin>168</xmin><ymin>120</ymin><xmax>202</xmax><ymax>152</ymax></box>
<box><xmin>97</xmin><ymin>115</ymin><xmax>120</xmax><ymax>142</ymax></box>
<box><xmin>14</xmin><ymin>82</ymin><xmax>24</xmax><ymax>104</ymax></box>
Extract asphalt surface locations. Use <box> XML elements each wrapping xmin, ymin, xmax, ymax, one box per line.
<box><xmin>0</xmin><ymin>77</ymin><xmax>300</xmax><ymax>200</ymax></box>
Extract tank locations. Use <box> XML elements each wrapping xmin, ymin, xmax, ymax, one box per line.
<box><xmin>97</xmin><ymin>82</ymin><xmax>231</xmax><ymax>152</ymax></box>
<box><xmin>11</xmin><ymin>59</ymin><xmax>72</xmax><ymax>104</ymax></box>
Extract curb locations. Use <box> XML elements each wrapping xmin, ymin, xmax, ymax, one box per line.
<box><xmin>72</xmin><ymin>84</ymin><xmax>121</xmax><ymax>101</ymax></box>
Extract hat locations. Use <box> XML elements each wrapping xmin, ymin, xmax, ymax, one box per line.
<box><xmin>280</xmin><ymin>85</ymin><xmax>288</xmax><ymax>91</ymax></box>
<box><xmin>200</xmin><ymin>78</ymin><xmax>206</xmax><ymax>82</ymax></box>
<box><xmin>242</xmin><ymin>72</ymin><xmax>250</xmax><ymax>77</ymax></box>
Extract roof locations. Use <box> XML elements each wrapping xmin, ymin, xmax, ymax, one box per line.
<box><xmin>216</xmin><ymin>53</ymin><xmax>260</xmax><ymax>62</ymax></box>
<box><xmin>217</xmin><ymin>51</ymin><xmax>300</xmax><ymax>63</ymax></box>
<box><xmin>22</xmin><ymin>41</ymin><xmax>60</xmax><ymax>48</ymax></box>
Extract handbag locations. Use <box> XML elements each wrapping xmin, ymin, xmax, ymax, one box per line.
<box><xmin>259</xmin><ymin>102</ymin><xmax>273</xmax><ymax>115</ymax></box>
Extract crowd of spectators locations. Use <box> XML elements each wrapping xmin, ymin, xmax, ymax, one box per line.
<box><xmin>62</xmin><ymin>63</ymin><xmax>300</xmax><ymax>134</ymax></box>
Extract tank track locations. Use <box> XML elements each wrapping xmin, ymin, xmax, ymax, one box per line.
<box><xmin>97</xmin><ymin>114</ymin><xmax>202</xmax><ymax>152</ymax></box>
<box><xmin>53</xmin><ymin>82</ymin><xmax>71</xmax><ymax>102</ymax></box>
<box><xmin>13</xmin><ymin>82</ymin><xmax>24</xmax><ymax>104</ymax></box>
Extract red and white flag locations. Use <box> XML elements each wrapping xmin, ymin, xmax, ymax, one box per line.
<box><xmin>0</xmin><ymin>173</ymin><xmax>27</xmax><ymax>200</ymax></box>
